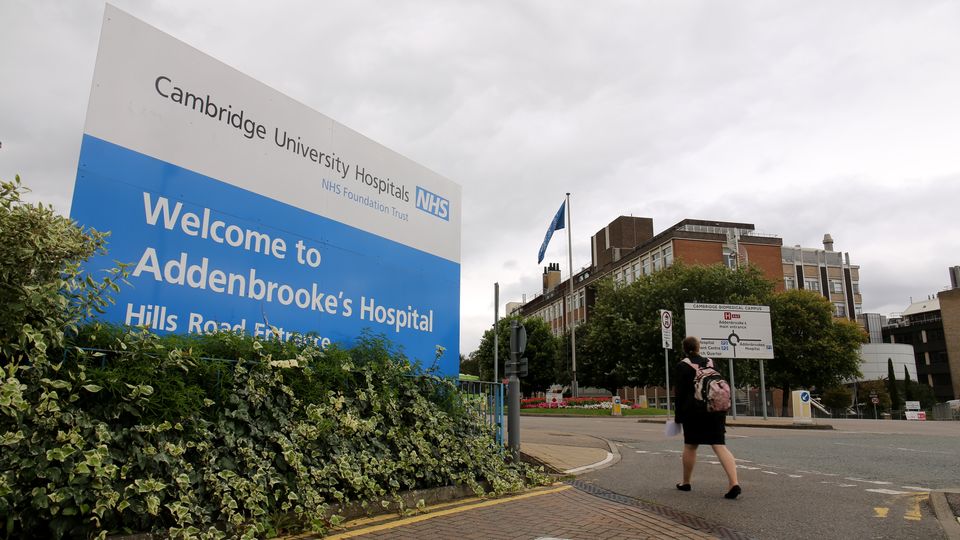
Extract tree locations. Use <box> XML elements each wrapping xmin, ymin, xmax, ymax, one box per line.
<box><xmin>903</xmin><ymin>365</ymin><xmax>914</xmax><ymax>402</ymax></box>
<box><xmin>0</xmin><ymin>177</ymin><xmax>123</xmax><ymax>365</ymax></box>
<box><xmin>766</xmin><ymin>290</ymin><xmax>865</xmax><ymax>413</ymax></box>
<box><xmin>578</xmin><ymin>262</ymin><xmax>775</xmax><ymax>392</ymax></box>
<box><xmin>887</xmin><ymin>358</ymin><xmax>901</xmax><ymax>411</ymax></box>
<box><xmin>821</xmin><ymin>386</ymin><xmax>853</xmax><ymax>412</ymax></box>
<box><xmin>472</xmin><ymin>315</ymin><xmax>560</xmax><ymax>394</ymax></box>
<box><xmin>459</xmin><ymin>353</ymin><xmax>480</xmax><ymax>377</ymax></box>
<box><xmin>857</xmin><ymin>379</ymin><xmax>891</xmax><ymax>416</ymax></box>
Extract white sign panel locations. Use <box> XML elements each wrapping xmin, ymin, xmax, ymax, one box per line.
<box><xmin>70</xmin><ymin>6</ymin><xmax>461</xmax><ymax>374</ymax></box>
<box><xmin>683</xmin><ymin>303</ymin><xmax>773</xmax><ymax>359</ymax></box>
<box><xmin>660</xmin><ymin>309</ymin><xmax>673</xmax><ymax>350</ymax></box>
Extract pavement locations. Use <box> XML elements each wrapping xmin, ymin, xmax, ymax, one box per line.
<box><xmin>312</xmin><ymin>415</ymin><xmax>960</xmax><ymax>539</ymax></box>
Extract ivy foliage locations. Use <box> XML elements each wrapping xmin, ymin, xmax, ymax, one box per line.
<box><xmin>0</xmin><ymin>178</ymin><xmax>546</xmax><ymax>538</ymax></box>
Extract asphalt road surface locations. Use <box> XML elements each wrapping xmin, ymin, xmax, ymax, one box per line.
<box><xmin>521</xmin><ymin>416</ymin><xmax>960</xmax><ymax>539</ymax></box>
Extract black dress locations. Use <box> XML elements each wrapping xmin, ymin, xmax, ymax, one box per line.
<box><xmin>674</xmin><ymin>354</ymin><xmax>727</xmax><ymax>445</ymax></box>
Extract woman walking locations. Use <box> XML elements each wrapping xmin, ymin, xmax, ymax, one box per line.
<box><xmin>674</xmin><ymin>336</ymin><xmax>741</xmax><ymax>499</ymax></box>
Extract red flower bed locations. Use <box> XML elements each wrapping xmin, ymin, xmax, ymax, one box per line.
<box><xmin>519</xmin><ymin>396</ymin><xmax>637</xmax><ymax>409</ymax></box>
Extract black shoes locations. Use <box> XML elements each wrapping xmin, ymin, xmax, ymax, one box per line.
<box><xmin>676</xmin><ymin>483</ymin><xmax>691</xmax><ymax>491</ymax></box>
<box><xmin>724</xmin><ymin>485</ymin><xmax>741</xmax><ymax>499</ymax></box>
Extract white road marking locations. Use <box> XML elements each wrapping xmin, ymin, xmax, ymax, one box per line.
<box><xmin>894</xmin><ymin>447</ymin><xmax>953</xmax><ymax>455</ymax></box>
<box><xmin>846</xmin><ymin>477</ymin><xmax>892</xmax><ymax>485</ymax></box>
<box><xmin>664</xmin><ymin>449</ymin><xmax>682</xmax><ymax>454</ymax></box>
<box><xmin>867</xmin><ymin>488</ymin><xmax>911</xmax><ymax>496</ymax></box>
<box><xmin>735</xmin><ymin>458</ymin><xmax>753</xmax><ymax>463</ymax></box>
<box><xmin>839</xmin><ymin>484</ymin><xmax>856</xmax><ymax>487</ymax></box>
<box><xmin>564</xmin><ymin>452</ymin><xmax>615</xmax><ymax>474</ymax></box>
<box><xmin>788</xmin><ymin>474</ymin><xmax>803</xmax><ymax>478</ymax></box>
<box><xmin>635</xmin><ymin>450</ymin><xmax>649</xmax><ymax>454</ymax></box>
<box><xmin>763</xmin><ymin>471</ymin><xmax>779</xmax><ymax>475</ymax></box>
<box><xmin>902</xmin><ymin>486</ymin><xmax>930</xmax><ymax>491</ymax></box>
<box><xmin>736</xmin><ymin>465</ymin><xmax>760</xmax><ymax>470</ymax></box>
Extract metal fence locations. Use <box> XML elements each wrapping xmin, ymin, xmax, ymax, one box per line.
<box><xmin>931</xmin><ymin>403</ymin><xmax>960</xmax><ymax>421</ymax></box>
<box><xmin>457</xmin><ymin>380</ymin><xmax>504</xmax><ymax>447</ymax></box>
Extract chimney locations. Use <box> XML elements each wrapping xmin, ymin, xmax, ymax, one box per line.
<box><xmin>950</xmin><ymin>266</ymin><xmax>960</xmax><ymax>289</ymax></box>
<box><xmin>542</xmin><ymin>263</ymin><xmax>561</xmax><ymax>293</ymax></box>
<box><xmin>823</xmin><ymin>233</ymin><xmax>834</xmax><ymax>252</ymax></box>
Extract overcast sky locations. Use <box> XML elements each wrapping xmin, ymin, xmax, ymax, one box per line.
<box><xmin>3</xmin><ymin>1</ymin><xmax>960</xmax><ymax>356</ymax></box>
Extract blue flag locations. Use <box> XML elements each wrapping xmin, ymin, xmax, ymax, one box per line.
<box><xmin>538</xmin><ymin>202</ymin><xmax>566</xmax><ymax>264</ymax></box>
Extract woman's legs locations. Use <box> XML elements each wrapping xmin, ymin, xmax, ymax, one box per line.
<box><xmin>711</xmin><ymin>444</ymin><xmax>739</xmax><ymax>489</ymax></box>
<box><xmin>681</xmin><ymin>444</ymin><xmax>698</xmax><ymax>485</ymax></box>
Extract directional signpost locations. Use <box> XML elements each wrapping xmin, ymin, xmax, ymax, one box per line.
<box><xmin>684</xmin><ymin>303</ymin><xmax>774</xmax><ymax>419</ymax></box>
<box><xmin>660</xmin><ymin>309</ymin><xmax>673</xmax><ymax>413</ymax></box>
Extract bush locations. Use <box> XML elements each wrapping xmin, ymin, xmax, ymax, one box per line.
<box><xmin>0</xmin><ymin>178</ymin><xmax>548</xmax><ymax>538</ymax></box>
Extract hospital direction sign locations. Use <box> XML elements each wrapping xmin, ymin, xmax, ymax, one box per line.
<box><xmin>70</xmin><ymin>6</ymin><xmax>461</xmax><ymax>374</ymax></box>
<box><xmin>683</xmin><ymin>303</ymin><xmax>774</xmax><ymax>359</ymax></box>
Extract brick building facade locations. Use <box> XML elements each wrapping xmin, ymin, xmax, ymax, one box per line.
<box><xmin>519</xmin><ymin>216</ymin><xmax>783</xmax><ymax>335</ymax></box>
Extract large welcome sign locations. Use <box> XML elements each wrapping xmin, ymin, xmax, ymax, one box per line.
<box><xmin>71</xmin><ymin>6</ymin><xmax>461</xmax><ymax>374</ymax></box>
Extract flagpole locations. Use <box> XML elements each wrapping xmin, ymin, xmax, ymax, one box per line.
<box><xmin>566</xmin><ymin>192</ymin><xmax>578</xmax><ymax>397</ymax></box>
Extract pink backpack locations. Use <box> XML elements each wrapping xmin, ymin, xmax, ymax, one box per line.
<box><xmin>682</xmin><ymin>357</ymin><xmax>732</xmax><ymax>413</ymax></box>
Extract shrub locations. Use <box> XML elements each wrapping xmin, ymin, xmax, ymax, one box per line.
<box><xmin>0</xmin><ymin>178</ymin><xmax>548</xmax><ymax>538</ymax></box>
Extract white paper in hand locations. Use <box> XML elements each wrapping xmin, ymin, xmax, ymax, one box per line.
<box><xmin>664</xmin><ymin>419</ymin><xmax>682</xmax><ymax>437</ymax></box>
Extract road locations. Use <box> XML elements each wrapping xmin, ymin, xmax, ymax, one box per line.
<box><xmin>521</xmin><ymin>416</ymin><xmax>960</xmax><ymax>539</ymax></box>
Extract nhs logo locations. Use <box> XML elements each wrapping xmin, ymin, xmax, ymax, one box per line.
<box><xmin>415</xmin><ymin>186</ymin><xmax>450</xmax><ymax>221</ymax></box>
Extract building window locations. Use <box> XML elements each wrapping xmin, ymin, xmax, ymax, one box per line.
<box><xmin>834</xmin><ymin>303</ymin><xmax>846</xmax><ymax>317</ymax></box>
<box><xmin>852</xmin><ymin>281</ymin><xmax>860</xmax><ymax>294</ymax></box>
<box><xmin>642</xmin><ymin>257</ymin><xmax>650</xmax><ymax>275</ymax></box>
<box><xmin>632</xmin><ymin>262</ymin><xmax>641</xmax><ymax>281</ymax></box>
<box><xmin>784</xmin><ymin>277</ymin><xmax>795</xmax><ymax>290</ymax></box>
<box><xmin>805</xmin><ymin>278</ymin><xmax>820</xmax><ymax>291</ymax></box>
<box><xmin>614</xmin><ymin>270</ymin><xmax>623</xmax><ymax>285</ymax></box>
<box><xmin>652</xmin><ymin>252</ymin><xmax>661</xmax><ymax>272</ymax></box>
<box><xmin>855</xmin><ymin>305</ymin><xmax>863</xmax><ymax>316</ymax></box>
<box><xmin>663</xmin><ymin>245</ymin><xmax>674</xmax><ymax>267</ymax></box>
<box><xmin>723</xmin><ymin>249</ymin><xmax>736</xmax><ymax>269</ymax></box>
<box><xmin>831</xmin><ymin>280</ymin><xmax>843</xmax><ymax>293</ymax></box>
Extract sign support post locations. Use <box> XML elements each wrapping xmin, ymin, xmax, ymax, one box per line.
<box><xmin>494</xmin><ymin>283</ymin><xmax>499</xmax><ymax>382</ymax></box>
<box><xmin>759</xmin><ymin>359</ymin><xmax>768</xmax><ymax>419</ymax></box>
<box><xmin>660</xmin><ymin>310</ymin><xmax>673</xmax><ymax>413</ymax></box>
<box><xmin>507</xmin><ymin>320</ymin><xmax>527</xmax><ymax>460</ymax></box>
<box><xmin>729</xmin><ymin>360</ymin><xmax>737</xmax><ymax>420</ymax></box>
